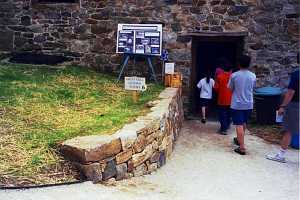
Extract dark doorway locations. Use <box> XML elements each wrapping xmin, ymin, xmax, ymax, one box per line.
<box><xmin>190</xmin><ymin>35</ymin><xmax>245</xmax><ymax>118</ymax></box>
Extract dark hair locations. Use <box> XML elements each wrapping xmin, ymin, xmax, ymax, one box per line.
<box><xmin>205</xmin><ymin>70</ymin><xmax>211</xmax><ymax>84</ymax></box>
<box><xmin>217</xmin><ymin>57</ymin><xmax>232</xmax><ymax>72</ymax></box>
<box><xmin>238</xmin><ymin>55</ymin><xmax>251</xmax><ymax>69</ymax></box>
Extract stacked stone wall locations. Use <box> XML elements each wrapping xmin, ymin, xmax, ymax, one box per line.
<box><xmin>60</xmin><ymin>88</ymin><xmax>184</xmax><ymax>183</ymax></box>
<box><xmin>0</xmin><ymin>0</ymin><xmax>299</xmax><ymax>107</ymax></box>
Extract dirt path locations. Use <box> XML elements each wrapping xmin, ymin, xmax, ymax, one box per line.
<box><xmin>1</xmin><ymin>120</ymin><xmax>299</xmax><ymax>200</ymax></box>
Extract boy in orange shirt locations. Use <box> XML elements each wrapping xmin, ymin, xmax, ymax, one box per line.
<box><xmin>214</xmin><ymin>63</ymin><xmax>232</xmax><ymax>135</ymax></box>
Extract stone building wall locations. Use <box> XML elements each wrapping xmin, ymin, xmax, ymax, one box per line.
<box><xmin>60</xmin><ymin>88</ymin><xmax>184</xmax><ymax>183</ymax></box>
<box><xmin>0</xmin><ymin>0</ymin><xmax>299</xmax><ymax>106</ymax></box>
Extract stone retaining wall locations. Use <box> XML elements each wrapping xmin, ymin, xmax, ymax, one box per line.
<box><xmin>60</xmin><ymin>88</ymin><xmax>184</xmax><ymax>183</ymax></box>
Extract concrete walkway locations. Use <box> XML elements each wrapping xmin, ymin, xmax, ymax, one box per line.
<box><xmin>1</xmin><ymin>120</ymin><xmax>299</xmax><ymax>200</ymax></box>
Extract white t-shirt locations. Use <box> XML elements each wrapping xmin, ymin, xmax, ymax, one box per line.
<box><xmin>197</xmin><ymin>78</ymin><xmax>215</xmax><ymax>99</ymax></box>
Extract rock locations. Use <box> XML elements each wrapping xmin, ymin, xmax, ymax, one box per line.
<box><xmin>212</xmin><ymin>6</ymin><xmax>228</xmax><ymax>14</ymax></box>
<box><xmin>77</xmin><ymin>163</ymin><xmax>102</xmax><ymax>183</ymax></box>
<box><xmin>281</xmin><ymin>4</ymin><xmax>297</xmax><ymax>16</ymax></box>
<box><xmin>0</xmin><ymin>30</ymin><xmax>13</xmax><ymax>51</ymax></box>
<box><xmin>227</xmin><ymin>5</ymin><xmax>249</xmax><ymax>16</ymax></box>
<box><xmin>74</xmin><ymin>23</ymin><xmax>90</xmax><ymax>34</ymax></box>
<box><xmin>166</xmin><ymin>139</ymin><xmax>173</xmax><ymax>158</ymax></box>
<box><xmin>28</xmin><ymin>24</ymin><xmax>43</xmax><ymax>33</ymax></box>
<box><xmin>133</xmin><ymin>134</ymin><xmax>147</xmax><ymax>153</ymax></box>
<box><xmin>70</xmin><ymin>40</ymin><xmax>90</xmax><ymax>53</ymax></box>
<box><xmin>210</xmin><ymin>26</ymin><xmax>223</xmax><ymax>32</ymax></box>
<box><xmin>158</xmin><ymin>151</ymin><xmax>166</xmax><ymax>168</ymax></box>
<box><xmin>171</xmin><ymin>23</ymin><xmax>182</xmax><ymax>32</ymax></box>
<box><xmin>146</xmin><ymin>162</ymin><xmax>158</xmax><ymax>172</ymax></box>
<box><xmin>146</xmin><ymin>133</ymin><xmax>156</xmax><ymax>145</ymax></box>
<box><xmin>250</xmin><ymin>41</ymin><xmax>264</xmax><ymax>50</ymax></box>
<box><xmin>133</xmin><ymin>163</ymin><xmax>147</xmax><ymax>177</ymax></box>
<box><xmin>211</xmin><ymin>0</ymin><xmax>221</xmax><ymax>5</ymax></box>
<box><xmin>159</xmin><ymin>136</ymin><xmax>168</xmax><ymax>151</ymax></box>
<box><xmin>221</xmin><ymin>0</ymin><xmax>235</xmax><ymax>5</ymax></box>
<box><xmin>150</xmin><ymin>151</ymin><xmax>160</xmax><ymax>163</ymax></box>
<box><xmin>91</xmin><ymin>22</ymin><xmax>113</xmax><ymax>34</ymax></box>
<box><xmin>60</xmin><ymin>135</ymin><xmax>122</xmax><ymax>163</ymax></box>
<box><xmin>287</xmin><ymin>21</ymin><xmax>300</xmax><ymax>38</ymax></box>
<box><xmin>176</xmin><ymin>35</ymin><xmax>192</xmax><ymax>43</ymax></box>
<box><xmin>21</xmin><ymin>16</ymin><xmax>31</xmax><ymax>26</ymax></box>
<box><xmin>116</xmin><ymin>163</ymin><xmax>128</xmax><ymax>180</ymax></box>
<box><xmin>102</xmin><ymin>158</ymin><xmax>117</xmax><ymax>181</ymax></box>
<box><xmin>127</xmin><ymin>159</ymin><xmax>134</xmax><ymax>173</ymax></box>
<box><xmin>132</xmin><ymin>144</ymin><xmax>154</xmax><ymax>167</ymax></box>
<box><xmin>14</xmin><ymin>36</ymin><xmax>28</xmax><ymax>48</ymax></box>
<box><xmin>116</xmin><ymin>149</ymin><xmax>133</xmax><ymax>164</ymax></box>
<box><xmin>33</xmin><ymin>34</ymin><xmax>47</xmax><ymax>43</ymax></box>
<box><xmin>103</xmin><ymin>178</ymin><xmax>117</xmax><ymax>186</ymax></box>
<box><xmin>152</xmin><ymin>140</ymin><xmax>159</xmax><ymax>150</ymax></box>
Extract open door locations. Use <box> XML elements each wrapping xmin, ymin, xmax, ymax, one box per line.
<box><xmin>190</xmin><ymin>35</ymin><xmax>245</xmax><ymax>118</ymax></box>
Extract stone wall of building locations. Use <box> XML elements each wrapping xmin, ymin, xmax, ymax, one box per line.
<box><xmin>60</xmin><ymin>87</ymin><xmax>184</xmax><ymax>183</ymax></box>
<box><xmin>0</xmin><ymin>0</ymin><xmax>299</xmax><ymax>106</ymax></box>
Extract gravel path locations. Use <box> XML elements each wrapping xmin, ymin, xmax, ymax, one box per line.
<box><xmin>1</xmin><ymin>120</ymin><xmax>299</xmax><ymax>200</ymax></box>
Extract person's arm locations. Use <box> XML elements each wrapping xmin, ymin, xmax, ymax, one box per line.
<box><xmin>227</xmin><ymin>76</ymin><xmax>234</xmax><ymax>91</ymax></box>
<box><xmin>278</xmin><ymin>89</ymin><xmax>295</xmax><ymax>115</ymax></box>
<box><xmin>214</xmin><ymin>77</ymin><xmax>220</xmax><ymax>92</ymax></box>
<box><xmin>197</xmin><ymin>80</ymin><xmax>202</xmax><ymax>89</ymax></box>
<box><xmin>278</xmin><ymin>72</ymin><xmax>297</xmax><ymax>115</ymax></box>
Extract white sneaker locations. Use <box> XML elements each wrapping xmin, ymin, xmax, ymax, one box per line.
<box><xmin>266</xmin><ymin>153</ymin><xmax>286</xmax><ymax>163</ymax></box>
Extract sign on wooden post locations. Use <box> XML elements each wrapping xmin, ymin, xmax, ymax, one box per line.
<box><xmin>124</xmin><ymin>76</ymin><xmax>147</xmax><ymax>103</ymax></box>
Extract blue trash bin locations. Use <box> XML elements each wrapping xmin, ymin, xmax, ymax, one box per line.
<box><xmin>290</xmin><ymin>133</ymin><xmax>299</xmax><ymax>149</ymax></box>
<box><xmin>254</xmin><ymin>87</ymin><xmax>283</xmax><ymax>125</ymax></box>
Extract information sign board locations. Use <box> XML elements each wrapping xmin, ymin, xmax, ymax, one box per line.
<box><xmin>117</xmin><ymin>24</ymin><xmax>163</xmax><ymax>56</ymax></box>
<box><xmin>124</xmin><ymin>76</ymin><xmax>147</xmax><ymax>91</ymax></box>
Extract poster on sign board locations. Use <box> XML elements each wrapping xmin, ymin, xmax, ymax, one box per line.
<box><xmin>116</xmin><ymin>24</ymin><xmax>163</xmax><ymax>56</ymax></box>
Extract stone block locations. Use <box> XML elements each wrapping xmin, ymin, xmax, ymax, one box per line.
<box><xmin>132</xmin><ymin>144</ymin><xmax>154</xmax><ymax>167</ymax></box>
<box><xmin>159</xmin><ymin>136</ymin><xmax>168</xmax><ymax>151</ymax></box>
<box><xmin>158</xmin><ymin>151</ymin><xmax>166</xmax><ymax>168</ymax></box>
<box><xmin>146</xmin><ymin>133</ymin><xmax>156</xmax><ymax>145</ymax></box>
<box><xmin>61</xmin><ymin>135</ymin><xmax>122</xmax><ymax>163</ymax></box>
<box><xmin>146</xmin><ymin>162</ymin><xmax>158</xmax><ymax>172</ymax></box>
<box><xmin>221</xmin><ymin>0</ymin><xmax>235</xmax><ymax>5</ymax></box>
<box><xmin>102</xmin><ymin>158</ymin><xmax>117</xmax><ymax>181</ymax></box>
<box><xmin>115</xmin><ymin>129</ymin><xmax>137</xmax><ymax>150</ymax></box>
<box><xmin>116</xmin><ymin>163</ymin><xmax>128</xmax><ymax>181</ymax></box>
<box><xmin>0</xmin><ymin>30</ymin><xmax>13</xmax><ymax>51</ymax></box>
<box><xmin>166</xmin><ymin>139</ymin><xmax>173</xmax><ymax>159</ymax></box>
<box><xmin>116</xmin><ymin>149</ymin><xmax>132</xmax><ymax>164</ymax></box>
<box><xmin>212</xmin><ymin>5</ymin><xmax>228</xmax><ymax>14</ymax></box>
<box><xmin>21</xmin><ymin>16</ymin><xmax>31</xmax><ymax>26</ymax></box>
<box><xmin>133</xmin><ymin>134</ymin><xmax>147</xmax><ymax>153</ymax></box>
<box><xmin>150</xmin><ymin>151</ymin><xmax>160</xmax><ymax>163</ymax></box>
<box><xmin>133</xmin><ymin>163</ymin><xmax>147</xmax><ymax>177</ymax></box>
<box><xmin>127</xmin><ymin>159</ymin><xmax>134</xmax><ymax>173</ymax></box>
<box><xmin>76</xmin><ymin>163</ymin><xmax>102</xmax><ymax>183</ymax></box>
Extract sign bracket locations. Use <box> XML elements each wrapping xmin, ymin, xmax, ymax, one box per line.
<box><xmin>117</xmin><ymin>54</ymin><xmax>158</xmax><ymax>83</ymax></box>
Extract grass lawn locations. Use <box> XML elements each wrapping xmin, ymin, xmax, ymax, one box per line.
<box><xmin>0</xmin><ymin>63</ymin><xmax>163</xmax><ymax>186</ymax></box>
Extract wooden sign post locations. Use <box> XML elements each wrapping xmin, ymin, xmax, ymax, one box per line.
<box><xmin>124</xmin><ymin>76</ymin><xmax>147</xmax><ymax>103</ymax></box>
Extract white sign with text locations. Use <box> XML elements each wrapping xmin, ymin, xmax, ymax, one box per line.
<box><xmin>125</xmin><ymin>76</ymin><xmax>147</xmax><ymax>91</ymax></box>
<box><xmin>165</xmin><ymin>62</ymin><xmax>175</xmax><ymax>74</ymax></box>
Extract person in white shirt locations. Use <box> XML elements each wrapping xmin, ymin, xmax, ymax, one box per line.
<box><xmin>197</xmin><ymin>72</ymin><xmax>215</xmax><ymax>123</ymax></box>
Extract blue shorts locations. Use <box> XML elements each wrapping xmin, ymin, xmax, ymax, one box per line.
<box><xmin>231</xmin><ymin>109</ymin><xmax>252</xmax><ymax>125</ymax></box>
